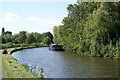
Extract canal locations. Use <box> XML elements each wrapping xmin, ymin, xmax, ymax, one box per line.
<box><xmin>11</xmin><ymin>47</ymin><xmax>118</xmax><ymax>78</ymax></box>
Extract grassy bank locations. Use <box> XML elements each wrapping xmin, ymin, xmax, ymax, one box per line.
<box><xmin>1</xmin><ymin>42</ymin><xmax>48</xmax><ymax>49</ymax></box>
<box><xmin>2</xmin><ymin>54</ymin><xmax>36</xmax><ymax>78</ymax></box>
<box><xmin>7</xmin><ymin>47</ymin><xmax>37</xmax><ymax>55</ymax></box>
<box><xmin>2</xmin><ymin>44</ymin><xmax>48</xmax><ymax>79</ymax></box>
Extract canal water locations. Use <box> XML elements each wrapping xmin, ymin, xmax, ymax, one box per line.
<box><xmin>11</xmin><ymin>47</ymin><xmax>118</xmax><ymax>78</ymax></box>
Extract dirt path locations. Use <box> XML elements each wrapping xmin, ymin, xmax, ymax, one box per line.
<box><xmin>0</xmin><ymin>50</ymin><xmax>7</xmax><ymax>79</ymax></box>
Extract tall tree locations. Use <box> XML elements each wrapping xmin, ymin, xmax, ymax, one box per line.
<box><xmin>2</xmin><ymin>27</ymin><xmax>5</xmax><ymax>33</ymax></box>
<box><xmin>26</xmin><ymin>33</ymin><xmax>36</xmax><ymax>44</ymax></box>
<box><xmin>42</xmin><ymin>32</ymin><xmax>53</xmax><ymax>43</ymax></box>
<box><xmin>5</xmin><ymin>31</ymin><xmax>12</xmax><ymax>35</ymax></box>
<box><xmin>43</xmin><ymin>37</ymin><xmax>51</xmax><ymax>45</ymax></box>
<box><xmin>17</xmin><ymin>31</ymin><xmax>27</xmax><ymax>43</ymax></box>
<box><xmin>53</xmin><ymin>2</ymin><xmax>120</xmax><ymax>58</ymax></box>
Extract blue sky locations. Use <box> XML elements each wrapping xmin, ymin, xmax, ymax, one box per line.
<box><xmin>0</xmin><ymin>2</ymin><xmax>76</xmax><ymax>34</ymax></box>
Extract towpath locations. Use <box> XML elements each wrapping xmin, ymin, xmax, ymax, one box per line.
<box><xmin>0</xmin><ymin>50</ymin><xmax>7</xmax><ymax>79</ymax></box>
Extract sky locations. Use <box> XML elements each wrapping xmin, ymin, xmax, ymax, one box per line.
<box><xmin>0</xmin><ymin>1</ymin><xmax>76</xmax><ymax>34</ymax></box>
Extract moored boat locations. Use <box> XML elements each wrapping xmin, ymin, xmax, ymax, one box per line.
<box><xmin>49</xmin><ymin>44</ymin><xmax>65</xmax><ymax>51</ymax></box>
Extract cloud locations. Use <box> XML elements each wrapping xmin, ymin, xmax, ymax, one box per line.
<box><xmin>27</xmin><ymin>16</ymin><xmax>62</xmax><ymax>26</ymax></box>
<box><xmin>4</xmin><ymin>12</ymin><xmax>20</xmax><ymax>22</ymax></box>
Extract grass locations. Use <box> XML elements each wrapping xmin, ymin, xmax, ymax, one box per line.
<box><xmin>2</xmin><ymin>54</ymin><xmax>36</xmax><ymax>78</ymax></box>
<box><xmin>1</xmin><ymin>43</ymin><xmax>48</xmax><ymax>79</ymax></box>
<box><xmin>2</xmin><ymin>54</ymin><xmax>15</xmax><ymax>78</ymax></box>
<box><xmin>1</xmin><ymin>43</ymin><xmax>48</xmax><ymax>49</ymax></box>
<box><xmin>2</xmin><ymin>47</ymin><xmax>42</xmax><ymax>79</ymax></box>
<box><xmin>6</xmin><ymin>46</ymin><xmax>39</xmax><ymax>55</ymax></box>
<box><xmin>2</xmin><ymin>46</ymin><xmax>47</xmax><ymax>79</ymax></box>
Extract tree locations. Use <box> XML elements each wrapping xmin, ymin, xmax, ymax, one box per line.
<box><xmin>41</xmin><ymin>32</ymin><xmax>53</xmax><ymax>43</ymax></box>
<box><xmin>26</xmin><ymin>33</ymin><xmax>36</xmax><ymax>44</ymax></box>
<box><xmin>11</xmin><ymin>34</ymin><xmax>19</xmax><ymax>43</ymax></box>
<box><xmin>31</xmin><ymin>32</ymin><xmax>42</xmax><ymax>43</ymax></box>
<box><xmin>17</xmin><ymin>31</ymin><xmax>27</xmax><ymax>43</ymax></box>
<box><xmin>5</xmin><ymin>31</ymin><xmax>12</xmax><ymax>35</ymax></box>
<box><xmin>1</xmin><ymin>36</ymin><xmax>5</xmax><ymax>43</ymax></box>
<box><xmin>3</xmin><ymin>34</ymin><xmax>12</xmax><ymax>43</ymax></box>
<box><xmin>2</xmin><ymin>27</ymin><xmax>5</xmax><ymax>34</ymax></box>
<box><xmin>53</xmin><ymin>2</ymin><xmax>120</xmax><ymax>58</ymax></box>
<box><xmin>43</xmin><ymin>37</ymin><xmax>51</xmax><ymax>45</ymax></box>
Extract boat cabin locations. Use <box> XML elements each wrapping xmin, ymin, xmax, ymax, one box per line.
<box><xmin>49</xmin><ymin>44</ymin><xmax>65</xmax><ymax>51</ymax></box>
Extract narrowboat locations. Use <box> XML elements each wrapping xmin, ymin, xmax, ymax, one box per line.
<box><xmin>49</xmin><ymin>44</ymin><xmax>65</xmax><ymax>51</ymax></box>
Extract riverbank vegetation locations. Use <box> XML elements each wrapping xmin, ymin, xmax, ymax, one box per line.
<box><xmin>2</xmin><ymin>53</ymin><xmax>36</xmax><ymax>78</ymax></box>
<box><xmin>6</xmin><ymin>47</ymin><xmax>36</xmax><ymax>55</ymax></box>
<box><xmin>1</xmin><ymin>28</ymin><xmax>53</xmax><ymax>78</ymax></box>
<box><xmin>1</xmin><ymin>27</ymin><xmax>53</xmax><ymax>49</ymax></box>
<box><xmin>2</xmin><ymin>48</ymin><xmax>45</xmax><ymax>79</ymax></box>
<box><xmin>1</xmin><ymin>42</ymin><xmax>48</xmax><ymax>49</ymax></box>
<box><xmin>53</xmin><ymin>2</ymin><xmax>120</xmax><ymax>59</ymax></box>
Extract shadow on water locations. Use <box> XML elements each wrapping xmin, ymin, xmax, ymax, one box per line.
<box><xmin>12</xmin><ymin>47</ymin><xmax>118</xmax><ymax>78</ymax></box>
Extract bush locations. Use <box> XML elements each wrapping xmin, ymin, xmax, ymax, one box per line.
<box><xmin>114</xmin><ymin>41</ymin><xmax>120</xmax><ymax>59</ymax></box>
<box><xmin>31</xmin><ymin>43</ymin><xmax>40</xmax><ymax>47</ymax></box>
<box><xmin>1</xmin><ymin>42</ymin><xmax>14</xmax><ymax>49</ymax></box>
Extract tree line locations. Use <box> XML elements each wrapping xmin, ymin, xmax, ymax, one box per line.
<box><xmin>53</xmin><ymin>2</ymin><xmax>120</xmax><ymax>59</ymax></box>
<box><xmin>1</xmin><ymin>27</ymin><xmax>53</xmax><ymax>45</ymax></box>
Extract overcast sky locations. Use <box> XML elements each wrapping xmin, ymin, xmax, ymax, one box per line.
<box><xmin>0</xmin><ymin>1</ymin><xmax>76</xmax><ymax>34</ymax></box>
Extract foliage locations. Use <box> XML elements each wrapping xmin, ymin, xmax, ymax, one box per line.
<box><xmin>41</xmin><ymin>32</ymin><xmax>53</xmax><ymax>44</ymax></box>
<box><xmin>43</xmin><ymin>37</ymin><xmax>52</xmax><ymax>45</ymax></box>
<box><xmin>1</xmin><ymin>28</ymin><xmax>53</xmax><ymax>45</ymax></box>
<box><xmin>26</xmin><ymin>33</ymin><xmax>36</xmax><ymax>44</ymax></box>
<box><xmin>16</xmin><ymin>31</ymin><xmax>27</xmax><ymax>43</ymax></box>
<box><xmin>0</xmin><ymin>43</ymin><xmax>47</xmax><ymax>49</ymax></box>
<box><xmin>53</xmin><ymin>2</ymin><xmax>120</xmax><ymax>59</ymax></box>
